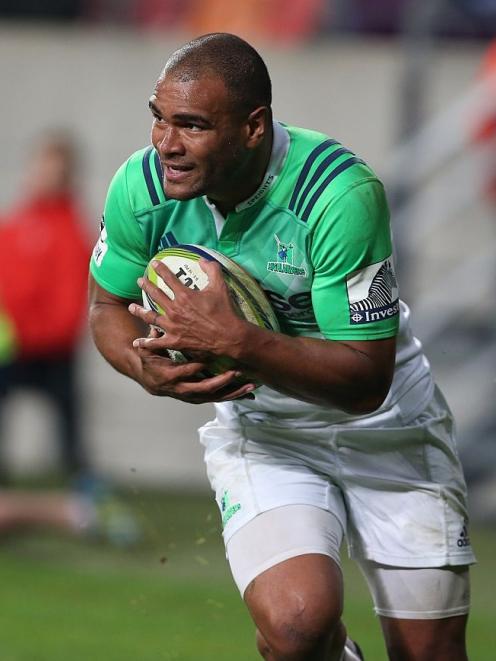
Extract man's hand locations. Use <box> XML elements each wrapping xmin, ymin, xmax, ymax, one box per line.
<box><xmin>88</xmin><ymin>273</ymin><xmax>256</xmax><ymax>404</ymax></box>
<box><xmin>130</xmin><ymin>258</ymin><xmax>247</xmax><ymax>359</ymax></box>
<box><xmin>134</xmin><ymin>344</ymin><xmax>256</xmax><ymax>403</ymax></box>
<box><xmin>128</xmin><ymin>259</ymin><xmax>257</xmax><ymax>402</ymax></box>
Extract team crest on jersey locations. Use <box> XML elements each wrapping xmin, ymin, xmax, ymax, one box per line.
<box><xmin>266</xmin><ymin>234</ymin><xmax>307</xmax><ymax>277</ymax></box>
<box><xmin>92</xmin><ymin>215</ymin><xmax>108</xmax><ymax>267</ymax></box>
<box><xmin>347</xmin><ymin>257</ymin><xmax>399</xmax><ymax>324</ymax></box>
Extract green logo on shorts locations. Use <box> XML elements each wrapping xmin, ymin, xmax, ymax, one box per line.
<box><xmin>221</xmin><ymin>490</ymin><xmax>241</xmax><ymax>527</ymax></box>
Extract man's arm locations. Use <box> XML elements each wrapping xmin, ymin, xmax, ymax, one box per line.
<box><xmin>88</xmin><ymin>274</ymin><xmax>146</xmax><ymax>382</ymax></box>
<box><xmin>231</xmin><ymin>324</ymin><xmax>395</xmax><ymax>414</ymax></box>
<box><xmin>130</xmin><ymin>260</ymin><xmax>396</xmax><ymax>414</ymax></box>
<box><xmin>88</xmin><ymin>274</ymin><xmax>257</xmax><ymax>402</ymax></box>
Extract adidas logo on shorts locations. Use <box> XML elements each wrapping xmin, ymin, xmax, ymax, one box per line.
<box><xmin>457</xmin><ymin>524</ymin><xmax>471</xmax><ymax>548</ymax></box>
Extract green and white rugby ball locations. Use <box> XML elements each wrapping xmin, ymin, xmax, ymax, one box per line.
<box><xmin>142</xmin><ymin>244</ymin><xmax>279</xmax><ymax>385</ymax></box>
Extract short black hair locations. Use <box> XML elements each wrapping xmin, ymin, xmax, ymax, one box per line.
<box><xmin>162</xmin><ymin>33</ymin><xmax>272</xmax><ymax>113</ymax></box>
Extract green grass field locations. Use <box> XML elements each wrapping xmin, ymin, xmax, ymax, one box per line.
<box><xmin>0</xmin><ymin>488</ymin><xmax>494</xmax><ymax>660</ymax></box>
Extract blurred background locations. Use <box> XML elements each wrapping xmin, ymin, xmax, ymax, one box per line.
<box><xmin>0</xmin><ymin>1</ymin><xmax>494</xmax><ymax>660</ymax></box>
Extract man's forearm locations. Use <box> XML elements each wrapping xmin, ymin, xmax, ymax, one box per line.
<box><xmin>89</xmin><ymin>300</ymin><xmax>147</xmax><ymax>383</ymax></box>
<box><xmin>231</xmin><ymin>322</ymin><xmax>396</xmax><ymax>414</ymax></box>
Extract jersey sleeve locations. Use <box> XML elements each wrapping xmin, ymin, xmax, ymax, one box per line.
<box><xmin>89</xmin><ymin>159</ymin><xmax>149</xmax><ymax>300</ymax></box>
<box><xmin>310</xmin><ymin>178</ymin><xmax>399</xmax><ymax>340</ymax></box>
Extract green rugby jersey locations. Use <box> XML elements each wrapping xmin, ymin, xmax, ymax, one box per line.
<box><xmin>91</xmin><ymin>123</ymin><xmax>399</xmax><ymax>341</ymax></box>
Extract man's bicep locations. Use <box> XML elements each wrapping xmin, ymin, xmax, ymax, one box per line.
<box><xmin>88</xmin><ymin>273</ymin><xmax>139</xmax><ymax>308</ymax></box>
<box><xmin>88</xmin><ymin>273</ymin><xmax>148</xmax><ymax>380</ymax></box>
<box><xmin>89</xmin><ymin>217</ymin><xmax>147</xmax><ymax>300</ymax></box>
<box><xmin>88</xmin><ymin>273</ymin><xmax>148</xmax><ymax>343</ymax></box>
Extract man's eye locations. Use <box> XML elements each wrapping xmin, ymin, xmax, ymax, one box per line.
<box><xmin>186</xmin><ymin>123</ymin><xmax>203</xmax><ymax>131</ymax></box>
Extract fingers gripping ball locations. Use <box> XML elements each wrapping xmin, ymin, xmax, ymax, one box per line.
<box><xmin>142</xmin><ymin>244</ymin><xmax>279</xmax><ymax>383</ymax></box>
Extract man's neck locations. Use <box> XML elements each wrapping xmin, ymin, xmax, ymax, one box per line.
<box><xmin>209</xmin><ymin>128</ymin><xmax>274</xmax><ymax>217</ymax></box>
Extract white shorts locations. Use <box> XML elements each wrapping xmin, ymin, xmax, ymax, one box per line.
<box><xmin>199</xmin><ymin>386</ymin><xmax>476</xmax><ymax>571</ymax></box>
<box><xmin>226</xmin><ymin>504</ymin><xmax>471</xmax><ymax>619</ymax></box>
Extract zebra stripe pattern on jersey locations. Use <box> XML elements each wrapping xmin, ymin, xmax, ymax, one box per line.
<box><xmin>350</xmin><ymin>260</ymin><xmax>397</xmax><ymax>312</ymax></box>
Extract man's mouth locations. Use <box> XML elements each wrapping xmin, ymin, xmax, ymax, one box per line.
<box><xmin>163</xmin><ymin>163</ymin><xmax>194</xmax><ymax>183</ymax></box>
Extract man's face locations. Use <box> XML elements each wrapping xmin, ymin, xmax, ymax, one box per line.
<box><xmin>149</xmin><ymin>73</ymin><xmax>251</xmax><ymax>204</ymax></box>
<box><xmin>26</xmin><ymin>145</ymin><xmax>74</xmax><ymax>198</ymax></box>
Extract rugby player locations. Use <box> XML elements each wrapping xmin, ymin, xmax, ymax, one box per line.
<box><xmin>89</xmin><ymin>33</ymin><xmax>475</xmax><ymax>660</ymax></box>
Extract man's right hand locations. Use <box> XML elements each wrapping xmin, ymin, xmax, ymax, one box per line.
<box><xmin>134</xmin><ymin>344</ymin><xmax>255</xmax><ymax>403</ymax></box>
<box><xmin>88</xmin><ymin>274</ymin><xmax>256</xmax><ymax>403</ymax></box>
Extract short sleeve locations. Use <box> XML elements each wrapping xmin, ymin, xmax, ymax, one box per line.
<box><xmin>89</xmin><ymin>160</ymin><xmax>149</xmax><ymax>300</ymax></box>
<box><xmin>310</xmin><ymin>179</ymin><xmax>399</xmax><ymax>340</ymax></box>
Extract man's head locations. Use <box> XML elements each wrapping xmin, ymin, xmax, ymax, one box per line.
<box><xmin>163</xmin><ymin>33</ymin><xmax>272</xmax><ymax>115</ymax></box>
<box><xmin>26</xmin><ymin>131</ymin><xmax>80</xmax><ymax>199</ymax></box>
<box><xmin>149</xmin><ymin>33</ymin><xmax>273</xmax><ymax>212</ymax></box>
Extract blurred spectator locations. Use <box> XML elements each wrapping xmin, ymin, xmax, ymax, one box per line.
<box><xmin>0</xmin><ymin>130</ymin><xmax>91</xmax><ymax>479</ymax></box>
<box><xmin>0</xmin><ymin>131</ymin><xmax>142</xmax><ymax>546</ymax></box>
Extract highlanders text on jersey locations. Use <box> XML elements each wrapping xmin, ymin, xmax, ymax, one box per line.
<box><xmin>91</xmin><ymin>122</ymin><xmax>433</xmax><ymax>426</ymax></box>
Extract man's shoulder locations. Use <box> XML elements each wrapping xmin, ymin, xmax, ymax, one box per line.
<box><xmin>112</xmin><ymin>145</ymin><xmax>153</xmax><ymax>181</ymax></box>
<box><xmin>283</xmin><ymin>124</ymin><xmax>377</xmax><ymax>179</ymax></box>
<box><xmin>109</xmin><ymin>146</ymin><xmax>167</xmax><ymax>214</ymax></box>
<box><xmin>277</xmin><ymin>124</ymin><xmax>382</xmax><ymax>224</ymax></box>
<box><xmin>284</xmin><ymin>124</ymin><xmax>332</xmax><ymax>147</ymax></box>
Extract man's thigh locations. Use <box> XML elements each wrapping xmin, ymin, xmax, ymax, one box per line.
<box><xmin>361</xmin><ymin>562</ymin><xmax>470</xmax><ymax>661</ymax></box>
<box><xmin>359</xmin><ymin>562</ymin><xmax>470</xmax><ymax>620</ymax></box>
<box><xmin>380</xmin><ymin>614</ymin><xmax>469</xmax><ymax>661</ymax></box>
<box><xmin>226</xmin><ymin>504</ymin><xmax>344</xmax><ymax>596</ymax></box>
<box><xmin>228</xmin><ymin>506</ymin><xmax>346</xmax><ymax>661</ymax></box>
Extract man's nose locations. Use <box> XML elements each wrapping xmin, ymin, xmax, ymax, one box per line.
<box><xmin>157</xmin><ymin>126</ymin><xmax>184</xmax><ymax>155</ymax></box>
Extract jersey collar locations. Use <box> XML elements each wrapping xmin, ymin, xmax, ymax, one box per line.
<box><xmin>235</xmin><ymin>121</ymin><xmax>289</xmax><ymax>212</ymax></box>
<box><xmin>203</xmin><ymin>121</ymin><xmax>290</xmax><ymax>216</ymax></box>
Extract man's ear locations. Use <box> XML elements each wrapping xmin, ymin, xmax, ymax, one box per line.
<box><xmin>245</xmin><ymin>107</ymin><xmax>271</xmax><ymax>148</ymax></box>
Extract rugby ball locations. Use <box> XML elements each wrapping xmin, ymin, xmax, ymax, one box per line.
<box><xmin>142</xmin><ymin>244</ymin><xmax>279</xmax><ymax>385</ymax></box>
